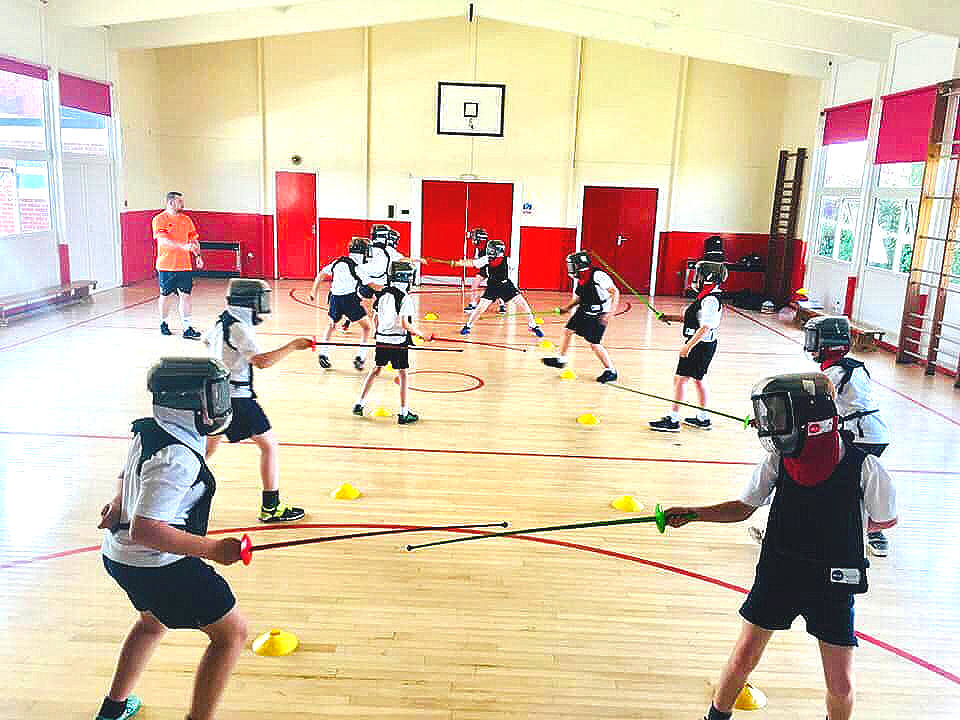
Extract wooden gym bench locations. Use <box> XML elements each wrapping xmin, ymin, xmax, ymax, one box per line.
<box><xmin>0</xmin><ymin>280</ymin><xmax>98</xmax><ymax>327</ymax></box>
<box><xmin>792</xmin><ymin>304</ymin><xmax>885</xmax><ymax>352</ymax></box>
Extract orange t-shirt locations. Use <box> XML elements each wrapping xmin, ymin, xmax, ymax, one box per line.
<box><xmin>153</xmin><ymin>211</ymin><xmax>199</xmax><ymax>271</ymax></box>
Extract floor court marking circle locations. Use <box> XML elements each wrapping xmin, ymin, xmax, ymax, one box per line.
<box><xmin>2</xmin><ymin>522</ymin><xmax>957</xmax><ymax>686</ymax></box>
<box><xmin>392</xmin><ymin>370</ymin><xmax>485</xmax><ymax>393</ymax></box>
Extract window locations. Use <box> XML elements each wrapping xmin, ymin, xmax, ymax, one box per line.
<box><xmin>816</xmin><ymin>197</ymin><xmax>860</xmax><ymax>262</ymax></box>
<box><xmin>0</xmin><ymin>69</ymin><xmax>46</xmax><ymax>151</ymax></box>
<box><xmin>0</xmin><ymin>159</ymin><xmax>51</xmax><ymax>235</ymax></box>
<box><xmin>823</xmin><ymin>141</ymin><xmax>867</xmax><ymax>189</ymax></box>
<box><xmin>867</xmin><ymin>198</ymin><xmax>917</xmax><ymax>272</ymax></box>
<box><xmin>60</xmin><ymin>106</ymin><xmax>108</xmax><ymax>155</ymax></box>
<box><xmin>877</xmin><ymin>162</ymin><xmax>924</xmax><ymax>189</ymax></box>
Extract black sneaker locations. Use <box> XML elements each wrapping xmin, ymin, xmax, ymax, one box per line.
<box><xmin>182</xmin><ymin>326</ymin><xmax>201</xmax><ymax>340</ymax></box>
<box><xmin>529</xmin><ymin>325</ymin><xmax>544</xmax><ymax>338</ymax></box>
<box><xmin>343</xmin><ymin>320</ymin><xmax>351</xmax><ymax>332</ymax></box>
<box><xmin>867</xmin><ymin>531</ymin><xmax>888</xmax><ymax>557</ymax></box>
<box><xmin>683</xmin><ymin>417</ymin><xmax>712</xmax><ymax>430</ymax></box>
<box><xmin>160</xmin><ymin>321</ymin><xmax>173</xmax><ymax>336</ymax></box>
<box><xmin>353</xmin><ymin>356</ymin><xmax>364</xmax><ymax>370</ymax></box>
<box><xmin>398</xmin><ymin>411</ymin><xmax>419</xmax><ymax>425</ymax></box>
<box><xmin>318</xmin><ymin>354</ymin><xmax>331</xmax><ymax>369</ymax></box>
<box><xmin>649</xmin><ymin>416</ymin><xmax>681</xmax><ymax>432</ymax></box>
<box><xmin>464</xmin><ymin>302</ymin><xmax>477</xmax><ymax>312</ymax></box>
<box><xmin>459</xmin><ymin>325</ymin><xmax>471</xmax><ymax>335</ymax></box>
<box><xmin>259</xmin><ymin>503</ymin><xmax>306</xmax><ymax>523</ymax></box>
<box><xmin>498</xmin><ymin>303</ymin><xmax>507</xmax><ymax>313</ymax></box>
<box><xmin>596</xmin><ymin>369</ymin><xmax>618</xmax><ymax>384</ymax></box>
<box><xmin>352</xmin><ymin>403</ymin><xmax>365</xmax><ymax>416</ymax></box>
<box><xmin>541</xmin><ymin>357</ymin><xmax>567</xmax><ymax>368</ymax></box>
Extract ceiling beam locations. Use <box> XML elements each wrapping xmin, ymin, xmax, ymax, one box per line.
<box><xmin>756</xmin><ymin>0</ymin><xmax>960</xmax><ymax>37</ymax></box>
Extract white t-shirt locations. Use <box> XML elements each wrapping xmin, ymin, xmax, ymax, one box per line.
<box><xmin>740</xmin><ymin>445</ymin><xmax>898</xmax><ymax>525</ymax></box>
<box><xmin>359</xmin><ymin>245</ymin><xmax>401</xmax><ymax>284</ymax></box>
<box><xmin>575</xmin><ymin>270</ymin><xmax>616</xmax><ymax>314</ymax></box>
<box><xmin>695</xmin><ymin>294</ymin><xmax>722</xmax><ymax>342</ymax></box>
<box><xmin>102</xmin><ymin>415</ymin><xmax>208</xmax><ymax>568</ymax></box>
<box><xmin>823</xmin><ymin>363</ymin><xmax>891</xmax><ymax>445</ymax></box>
<box><xmin>322</xmin><ymin>257</ymin><xmax>362</xmax><ymax>296</ymax></box>
<box><xmin>375</xmin><ymin>291</ymin><xmax>416</xmax><ymax>345</ymax></box>
<box><xmin>202</xmin><ymin>307</ymin><xmax>261</xmax><ymax>398</ymax></box>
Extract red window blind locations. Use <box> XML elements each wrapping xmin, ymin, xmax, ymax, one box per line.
<box><xmin>875</xmin><ymin>85</ymin><xmax>938</xmax><ymax>164</ymax></box>
<box><xmin>0</xmin><ymin>54</ymin><xmax>48</xmax><ymax>81</ymax></box>
<box><xmin>822</xmin><ymin>99</ymin><xmax>871</xmax><ymax>145</ymax></box>
<box><xmin>58</xmin><ymin>73</ymin><xmax>111</xmax><ymax>116</ymax></box>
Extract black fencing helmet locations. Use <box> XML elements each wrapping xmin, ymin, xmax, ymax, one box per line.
<box><xmin>486</xmin><ymin>239</ymin><xmax>506</xmax><ymax>259</ymax></box>
<box><xmin>147</xmin><ymin>357</ymin><xmax>233</xmax><ymax>436</ymax></box>
<box><xmin>692</xmin><ymin>260</ymin><xmax>728</xmax><ymax>292</ymax></box>
<box><xmin>385</xmin><ymin>228</ymin><xmax>400</xmax><ymax>248</ymax></box>
<box><xmin>349</xmin><ymin>236</ymin><xmax>368</xmax><ymax>257</ymax></box>
<box><xmin>471</xmin><ymin>228</ymin><xmax>489</xmax><ymax>245</ymax></box>
<box><xmin>566</xmin><ymin>251</ymin><xmax>591</xmax><ymax>277</ymax></box>
<box><xmin>803</xmin><ymin>316</ymin><xmax>851</xmax><ymax>361</ymax></box>
<box><xmin>226</xmin><ymin>278</ymin><xmax>271</xmax><ymax>324</ymax></box>
<box><xmin>751</xmin><ymin>372</ymin><xmax>837</xmax><ymax>458</ymax></box>
<box><xmin>370</xmin><ymin>224</ymin><xmax>390</xmax><ymax>245</ymax></box>
<box><xmin>388</xmin><ymin>260</ymin><xmax>416</xmax><ymax>289</ymax></box>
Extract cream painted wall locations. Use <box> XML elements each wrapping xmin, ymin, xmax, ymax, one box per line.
<box><xmin>472</xmin><ymin>19</ymin><xmax>577</xmax><ymax>228</ymax></box>
<box><xmin>778</xmin><ymin>74</ymin><xmax>823</xmax><ymax>234</ymax></box>
<box><xmin>263</xmin><ymin>29</ymin><xmax>365</xmax><ymax>217</ymax></box>
<box><xmin>118</xmin><ymin>49</ymin><xmax>161</xmax><ymax>212</ymax></box>
<box><xmin>368</xmin><ymin>18</ymin><xmax>473</xmax><ymax>218</ymax></box>
<box><xmin>154</xmin><ymin>40</ymin><xmax>261</xmax><ymax>213</ymax></box>
<box><xmin>0</xmin><ymin>0</ymin><xmax>43</xmax><ymax>64</ymax></box>
<box><xmin>116</xmin><ymin>19</ymin><xmax>825</xmax><ymax>243</ymax></box>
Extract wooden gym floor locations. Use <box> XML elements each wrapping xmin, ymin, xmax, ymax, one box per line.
<box><xmin>1</xmin><ymin>278</ymin><xmax>959</xmax><ymax>718</ymax></box>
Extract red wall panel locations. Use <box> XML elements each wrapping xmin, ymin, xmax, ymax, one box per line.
<box><xmin>656</xmin><ymin>232</ymin><xmax>768</xmax><ymax>295</ymax></box>
<box><xmin>121</xmin><ymin>210</ymin><xmax>275</xmax><ymax>285</ymax></box>
<box><xmin>58</xmin><ymin>243</ymin><xmax>71</xmax><ymax>285</ymax></box>
<box><xmin>316</xmin><ymin>218</ymin><xmax>412</xmax><ymax>268</ymax></box>
<box><xmin>518</xmin><ymin>226</ymin><xmax>576</xmax><ymax>291</ymax></box>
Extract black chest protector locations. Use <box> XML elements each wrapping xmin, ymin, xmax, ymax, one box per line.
<box><xmin>682</xmin><ymin>293</ymin><xmax>722</xmax><ymax>338</ymax></box>
<box><xmin>487</xmin><ymin>256</ymin><xmax>509</xmax><ymax>284</ymax></box>
<box><xmin>332</xmin><ymin>256</ymin><xmax>362</xmax><ymax>291</ymax></box>
<box><xmin>759</xmin><ymin>440</ymin><xmax>869</xmax><ymax>596</ymax></box>
<box><xmin>374</xmin><ymin>286</ymin><xmax>411</xmax><ymax>343</ymax></box>
<box><xmin>218</xmin><ymin>311</ymin><xmax>255</xmax><ymax>398</ymax></box>
<box><xmin>113</xmin><ymin>418</ymin><xmax>217</xmax><ymax>537</ymax></box>
<box><xmin>830</xmin><ymin>357</ymin><xmax>879</xmax><ymax>433</ymax></box>
<box><xmin>574</xmin><ymin>269</ymin><xmax>605</xmax><ymax>315</ymax></box>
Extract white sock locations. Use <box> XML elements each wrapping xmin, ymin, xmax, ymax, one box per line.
<box><xmin>605</xmin><ymin>366</ymin><xmax>615</xmax><ymax>372</ymax></box>
<box><xmin>355</xmin><ymin>397</ymin><xmax>366</xmax><ymax>407</ymax></box>
<box><xmin>697</xmin><ymin>410</ymin><xmax>710</xmax><ymax>421</ymax></box>
<box><xmin>668</xmin><ymin>410</ymin><xmax>681</xmax><ymax>421</ymax></box>
<box><xmin>181</xmin><ymin>315</ymin><xmax>192</xmax><ymax>329</ymax></box>
<box><xmin>557</xmin><ymin>355</ymin><xmax>568</xmax><ymax>362</ymax></box>
<box><xmin>356</xmin><ymin>349</ymin><xmax>367</xmax><ymax>360</ymax></box>
<box><xmin>400</xmin><ymin>405</ymin><xmax>409</xmax><ymax>415</ymax></box>
<box><xmin>320</xmin><ymin>345</ymin><xmax>330</xmax><ymax>356</ymax></box>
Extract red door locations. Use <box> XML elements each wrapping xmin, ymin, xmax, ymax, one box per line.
<box><xmin>581</xmin><ymin>186</ymin><xmax>658</xmax><ymax>294</ymax></box>
<box><xmin>276</xmin><ymin>172</ymin><xmax>317</xmax><ymax>279</ymax></box>
<box><xmin>420</xmin><ymin>180</ymin><xmax>467</xmax><ymax>279</ymax></box>
<box><xmin>466</xmin><ymin>181</ymin><xmax>514</xmax><ymax>282</ymax></box>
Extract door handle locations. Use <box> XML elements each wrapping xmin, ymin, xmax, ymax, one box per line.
<box><xmin>311</xmin><ymin>223</ymin><xmax>316</xmax><ymax>235</ymax></box>
<box><xmin>616</xmin><ymin>234</ymin><xmax>627</xmax><ymax>247</ymax></box>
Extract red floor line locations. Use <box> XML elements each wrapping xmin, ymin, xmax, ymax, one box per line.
<box><xmin>0</xmin><ymin>429</ymin><xmax>953</xmax><ymax>474</ymax></box>
<box><xmin>3</xmin><ymin>522</ymin><xmax>956</xmax><ymax>686</ymax></box>
<box><xmin>0</xmin><ymin>295</ymin><xmax>161</xmax><ymax>352</ymax></box>
<box><xmin>728</xmin><ymin>307</ymin><xmax>960</xmax><ymax>428</ymax></box>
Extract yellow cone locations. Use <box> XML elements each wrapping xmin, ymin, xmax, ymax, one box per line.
<box><xmin>734</xmin><ymin>683</ymin><xmax>767</xmax><ymax>710</ymax></box>
<box><xmin>611</xmin><ymin>495</ymin><xmax>644</xmax><ymax>512</ymax></box>
<box><xmin>538</xmin><ymin>339</ymin><xmax>555</xmax><ymax>350</ymax></box>
<box><xmin>372</xmin><ymin>407</ymin><xmax>392</xmax><ymax>418</ymax></box>
<box><xmin>331</xmin><ymin>482</ymin><xmax>362</xmax><ymax>500</ymax></box>
<box><xmin>794</xmin><ymin>287</ymin><xmax>808</xmax><ymax>296</ymax></box>
<box><xmin>412</xmin><ymin>335</ymin><xmax>425</xmax><ymax>346</ymax></box>
<box><xmin>383</xmin><ymin>362</ymin><xmax>396</xmax><ymax>374</ymax></box>
<box><xmin>577</xmin><ymin>413</ymin><xmax>600</xmax><ymax>426</ymax></box>
<box><xmin>424</xmin><ymin>312</ymin><xmax>439</xmax><ymax>320</ymax></box>
<box><xmin>560</xmin><ymin>368</ymin><xmax>577</xmax><ymax>380</ymax></box>
<box><xmin>535</xmin><ymin>317</ymin><xmax>544</xmax><ymax>325</ymax></box>
<box><xmin>252</xmin><ymin>628</ymin><xmax>299</xmax><ymax>657</ymax></box>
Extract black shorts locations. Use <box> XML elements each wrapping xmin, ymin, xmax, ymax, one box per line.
<box><xmin>478</xmin><ymin>265</ymin><xmax>489</xmax><ymax>279</ymax></box>
<box><xmin>358</xmin><ymin>285</ymin><xmax>375</xmax><ymax>299</ymax></box>
<box><xmin>103</xmin><ymin>555</ymin><xmax>236</xmax><ymax>630</ymax></box>
<box><xmin>482</xmin><ymin>280</ymin><xmax>519</xmax><ymax>303</ymax></box>
<box><xmin>676</xmin><ymin>339</ymin><xmax>717</xmax><ymax>380</ymax></box>
<box><xmin>566</xmin><ymin>311</ymin><xmax>607</xmax><ymax>345</ymax></box>
<box><xmin>740</xmin><ymin>574</ymin><xmax>857</xmax><ymax>647</ymax></box>
<box><xmin>855</xmin><ymin>443</ymin><xmax>887</xmax><ymax>457</ymax></box>
<box><xmin>157</xmin><ymin>270</ymin><xmax>193</xmax><ymax>296</ymax></box>
<box><xmin>375</xmin><ymin>344</ymin><xmax>409</xmax><ymax>370</ymax></box>
<box><xmin>224</xmin><ymin>397</ymin><xmax>271</xmax><ymax>442</ymax></box>
<box><xmin>328</xmin><ymin>292</ymin><xmax>367</xmax><ymax>322</ymax></box>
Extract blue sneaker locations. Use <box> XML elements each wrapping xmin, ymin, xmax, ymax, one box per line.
<box><xmin>459</xmin><ymin>325</ymin><xmax>471</xmax><ymax>335</ymax></box>
<box><xmin>530</xmin><ymin>325</ymin><xmax>544</xmax><ymax>338</ymax></box>
<box><xmin>96</xmin><ymin>695</ymin><xmax>141</xmax><ymax>720</ymax></box>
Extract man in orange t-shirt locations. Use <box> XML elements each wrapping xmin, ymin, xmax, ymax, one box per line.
<box><xmin>154</xmin><ymin>191</ymin><xmax>204</xmax><ymax>339</ymax></box>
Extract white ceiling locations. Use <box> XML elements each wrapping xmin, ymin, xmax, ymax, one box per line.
<box><xmin>47</xmin><ymin>0</ymin><xmax>960</xmax><ymax>77</ymax></box>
